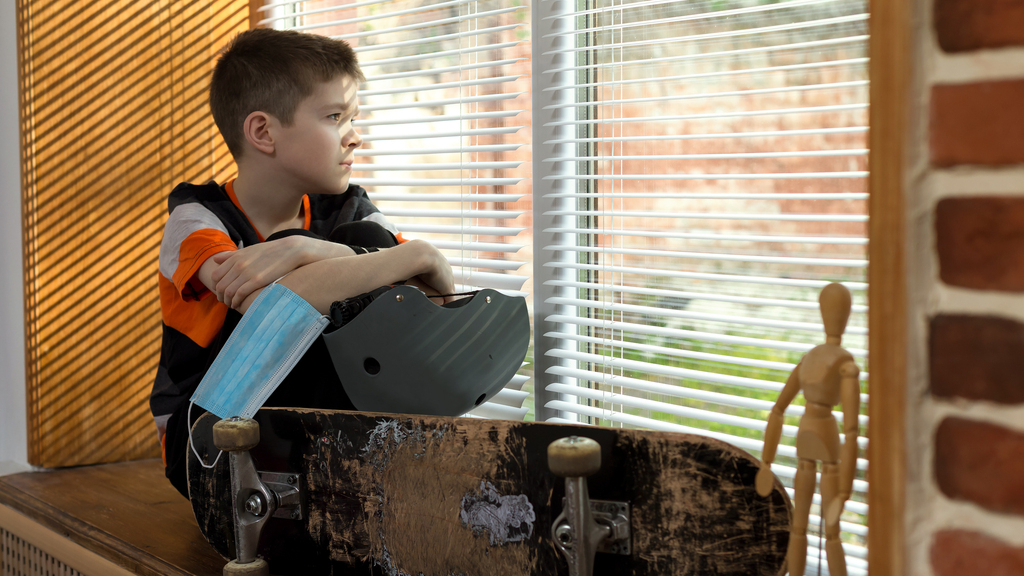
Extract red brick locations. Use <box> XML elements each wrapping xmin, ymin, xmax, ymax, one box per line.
<box><xmin>935</xmin><ymin>0</ymin><xmax>1024</xmax><ymax>52</ymax></box>
<box><xmin>931</xmin><ymin>80</ymin><xmax>1024</xmax><ymax>167</ymax></box>
<box><xmin>932</xmin><ymin>530</ymin><xmax>1024</xmax><ymax>576</ymax></box>
<box><xmin>931</xmin><ymin>314</ymin><xmax>1024</xmax><ymax>403</ymax></box>
<box><xmin>935</xmin><ymin>417</ymin><xmax>1024</xmax><ymax>516</ymax></box>
<box><xmin>936</xmin><ymin>197</ymin><xmax>1024</xmax><ymax>291</ymax></box>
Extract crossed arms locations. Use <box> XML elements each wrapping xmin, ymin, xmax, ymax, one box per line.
<box><xmin>195</xmin><ymin>234</ymin><xmax>455</xmax><ymax>314</ymax></box>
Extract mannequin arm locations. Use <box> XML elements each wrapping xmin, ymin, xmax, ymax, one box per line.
<box><xmin>756</xmin><ymin>364</ymin><xmax>801</xmax><ymax>496</ymax></box>
<box><xmin>838</xmin><ymin>360</ymin><xmax>861</xmax><ymax>499</ymax></box>
<box><xmin>825</xmin><ymin>359</ymin><xmax>861</xmax><ymax>523</ymax></box>
<box><xmin>763</xmin><ymin>365</ymin><xmax>801</xmax><ymax>465</ymax></box>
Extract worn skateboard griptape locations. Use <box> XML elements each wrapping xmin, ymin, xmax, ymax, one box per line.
<box><xmin>189</xmin><ymin>408</ymin><xmax>791</xmax><ymax>576</ymax></box>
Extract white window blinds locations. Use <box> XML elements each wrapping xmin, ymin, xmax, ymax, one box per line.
<box><xmin>532</xmin><ymin>0</ymin><xmax>869</xmax><ymax>574</ymax></box>
<box><xmin>263</xmin><ymin>0</ymin><xmax>533</xmax><ymax>420</ymax></box>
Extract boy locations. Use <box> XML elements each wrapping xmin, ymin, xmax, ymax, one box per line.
<box><xmin>151</xmin><ymin>28</ymin><xmax>454</xmax><ymax>498</ymax></box>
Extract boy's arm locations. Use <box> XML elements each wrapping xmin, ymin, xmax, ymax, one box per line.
<box><xmin>207</xmin><ymin>235</ymin><xmax>356</xmax><ymax>308</ymax></box>
<box><xmin>197</xmin><ymin>238</ymin><xmax>453</xmax><ymax>315</ymax></box>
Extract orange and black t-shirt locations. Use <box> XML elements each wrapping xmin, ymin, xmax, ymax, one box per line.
<box><xmin>150</xmin><ymin>180</ymin><xmax>399</xmax><ymax>441</ymax></box>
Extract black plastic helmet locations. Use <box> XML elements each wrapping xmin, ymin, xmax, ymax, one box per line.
<box><xmin>322</xmin><ymin>285</ymin><xmax>529</xmax><ymax>416</ymax></box>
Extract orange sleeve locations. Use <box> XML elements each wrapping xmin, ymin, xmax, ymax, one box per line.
<box><xmin>172</xmin><ymin>229</ymin><xmax>238</xmax><ymax>301</ymax></box>
<box><xmin>160</xmin><ymin>275</ymin><xmax>229</xmax><ymax>348</ymax></box>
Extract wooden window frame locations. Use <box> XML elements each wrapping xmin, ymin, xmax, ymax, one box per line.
<box><xmin>866</xmin><ymin>0</ymin><xmax>910</xmax><ymax>574</ymax></box>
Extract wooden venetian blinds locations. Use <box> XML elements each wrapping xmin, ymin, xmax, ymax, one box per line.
<box><xmin>17</xmin><ymin>0</ymin><xmax>250</xmax><ymax>467</ymax></box>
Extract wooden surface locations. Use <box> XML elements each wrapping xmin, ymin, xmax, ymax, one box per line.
<box><xmin>189</xmin><ymin>408</ymin><xmax>792</xmax><ymax>576</ymax></box>
<box><xmin>0</xmin><ymin>459</ymin><xmax>225</xmax><ymax>576</ymax></box>
<box><xmin>16</xmin><ymin>0</ymin><xmax>247</xmax><ymax>467</ymax></box>
<box><xmin>867</xmin><ymin>0</ymin><xmax>910</xmax><ymax>574</ymax></box>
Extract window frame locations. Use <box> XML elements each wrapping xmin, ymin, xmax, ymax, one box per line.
<box><xmin>864</xmin><ymin>0</ymin><xmax>909</xmax><ymax>573</ymax></box>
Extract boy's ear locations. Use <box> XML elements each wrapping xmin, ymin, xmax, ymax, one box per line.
<box><xmin>242</xmin><ymin>111</ymin><xmax>275</xmax><ymax>155</ymax></box>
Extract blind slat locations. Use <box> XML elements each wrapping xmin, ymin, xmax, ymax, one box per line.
<box><xmin>369</xmin><ymin>193</ymin><xmax>526</xmax><ymax>202</ymax></box>
<box><xmin>360</xmin><ymin>75</ymin><xmax>523</xmax><ymax>97</ymax></box>
<box><xmin>544</xmin><ymin>280</ymin><xmax>869</xmax><ymax>313</ymax></box>
<box><xmin>546</xmin><ymin>296</ymin><xmax>868</xmax><ymax>335</ymax></box>
<box><xmin>545</xmin><ymin>0</ymin><xmax>843</xmax><ymax>22</ymax></box>
<box><xmin>543</xmin><ymin>35</ymin><xmax>869</xmax><ymax>75</ymax></box>
<box><xmin>352</xmin><ymin>178</ymin><xmax>522</xmax><ymax>187</ymax></box>
<box><xmin>544</xmin><ymin>210</ymin><xmax>867</xmax><ymax>222</ymax></box>
<box><xmin>543</xmin><ymin>61</ymin><xmax>869</xmax><ymax>94</ymax></box>
<box><xmin>398</xmin><ymin>224</ymin><xmax>526</xmax><ymax>236</ymax></box>
<box><xmin>544</xmin><ymin>369</ymin><xmax>868</xmax><ymax>429</ymax></box>
<box><xmin>360</xmin><ymin>92</ymin><xmax>524</xmax><ymax>114</ymax></box>
<box><xmin>543</xmin><ymin>172</ymin><xmax>869</xmax><ymax>181</ymax></box>
<box><xmin>358</xmin><ymin>144</ymin><xmax>523</xmax><ymax>156</ymax></box>
<box><xmin>357</xmin><ymin>111</ymin><xmax>524</xmax><ymax>128</ymax></box>
<box><xmin>358</xmin><ymin>37</ymin><xmax>521</xmax><ymax>64</ymax></box>
<box><xmin>356</xmin><ymin>162</ymin><xmax>523</xmax><ymax>172</ymax></box>
<box><xmin>543</xmin><ymin>191</ymin><xmax>868</xmax><ymax>200</ymax></box>
<box><xmin>545</xmin><ymin>245</ymin><xmax>867</xmax><ymax>268</ymax></box>
<box><xmin>543</xmin><ymin>150</ymin><xmax>869</xmax><ymax>162</ymax></box>
<box><xmin>446</xmin><ymin>257</ymin><xmax>526</xmax><ymax>272</ymax></box>
<box><xmin>366</xmin><ymin>59</ymin><xmax>527</xmax><ymax>83</ymax></box>
<box><xmin>541</xmin><ymin>14</ymin><xmax>869</xmax><ymax>54</ymax></box>
<box><xmin>385</xmin><ymin>208</ymin><xmax>524</xmax><ymax>219</ymax></box>
<box><xmin>545</xmin><ymin>127</ymin><xmax>869</xmax><ymax>142</ymax></box>
<box><xmin>543</xmin><ymin>226</ymin><xmax>868</xmax><ymax>245</ymax></box>
<box><xmin>543</xmin><ymin>103</ymin><xmax>868</xmax><ymax>127</ymax></box>
<box><xmin>431</xmin><ymin>241</ymin><xmax>525</xmax><ymax>253</ymax></box>
<box><xmin>465</xmin><ymin>403</ymin><xmax>529</xmax><ymax>420</ymax></box>
<box><xmin>542</xmin><ymin>83</ymin><xmax>868</xmax><ymax>109</ymax></box>
<box><xmin>327</xmin><ymin>6</ymin><xmax>525</xmax><ymax>42</ymax></box>
<box><xmin>272</xmin><ymin>0</ymin><xmax>470</xmax><ymax>30</ymax></box>
<box><xmin>543</xmin><ymin>262</ymin><xmax>868</xmax><ymax>291</ymax></box>
<box><xmin>360</xmin><ymin>127</ymin><xmax>522</xmax><ymax>142</ymax></box>
<box><xmin>544</xmin><ymin>316</ymin><xmax>869</xmax><ymax>358</ymax></box>
<box><xmin>453</xmin><ymin>270</ymin><xmax>528</xmax><ymax>291</ymax></box>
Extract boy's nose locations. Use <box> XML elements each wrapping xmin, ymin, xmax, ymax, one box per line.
<box><xmin>344</xmin><ymin>127</ymin><xmax>363</xmax><ymax>149</ymax></box>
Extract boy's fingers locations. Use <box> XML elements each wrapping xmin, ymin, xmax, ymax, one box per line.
<box><xmin>232</xmin><ymin>282</ymin><xmax>256</xmax><ymax>309</ymax></box>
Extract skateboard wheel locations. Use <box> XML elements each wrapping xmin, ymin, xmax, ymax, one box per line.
<box><xmin>223</xmin><ymin>558</ymin><xmax>269</xmax><ymax>576</ymax></box>
<box><xmin>213</xmin><ymin>418</ymin><xmax>260</xmax><ymax>452</ymax></box>
<box><xmin>548</xmin><ymin>436</ymin><xmax>601</xmax><ymax>478</ymax></box>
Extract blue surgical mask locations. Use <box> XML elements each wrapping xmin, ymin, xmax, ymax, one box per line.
<box><xmin>190</xmin><ymin>281</ymin><xmax>328</xmax><ymax>420</ymax></box>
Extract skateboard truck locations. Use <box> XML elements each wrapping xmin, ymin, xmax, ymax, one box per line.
<box><xmin>548</xmin><ymin>436</ymin><xmax>631</xmax><ymax>576</ymax></box>
<box><xmin>213</xmin><ymin>417</ymin><xmax>301</xmax><ymax>576</ymax></box>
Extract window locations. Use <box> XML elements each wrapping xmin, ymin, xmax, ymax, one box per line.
<box><xmin>534</xmin><ymin>0</ymin><xmax>869</xmax><ymax>572</ymax></box>
<box><xmin>263</xmin><ymin>0</ymin><xmax>534</xmax><ymax>419</ymax></box>
<box><xmin>270</xmin><ymin>0</ymin><xmax>869</xmax><ymax>572</ymax></box>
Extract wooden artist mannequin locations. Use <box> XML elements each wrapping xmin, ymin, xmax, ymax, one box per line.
<box><xmin>756</xmin><ymin>283</ymin><xmax>860</xmax><ymax>576</ymax></box>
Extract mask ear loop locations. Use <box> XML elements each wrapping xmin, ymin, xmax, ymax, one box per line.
<box><xmin>187</xmin><ymin>401</ymin><xmax>223</xmax><ymax>469</ymax></box>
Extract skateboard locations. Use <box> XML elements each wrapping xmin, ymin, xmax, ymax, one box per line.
<box><xmin>187</xmin><ymin>408</ymin><xmax>791</xmax><ymax>576</ymax></box>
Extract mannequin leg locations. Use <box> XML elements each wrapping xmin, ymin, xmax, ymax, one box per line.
<box><xmin>789</xmin><ymin>459</ymin><xmax>816</xmax><ymax>576</ymax></box>
<box><xmin>820</xmin><ymin>462</ymin><xmax>847</xmax><ymax>576</ymax></box>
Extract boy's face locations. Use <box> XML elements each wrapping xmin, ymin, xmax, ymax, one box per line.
<box><xmin>274</xmin><ymin>74</ymin><xmax>362</xmax><ymax>195</ymax></box>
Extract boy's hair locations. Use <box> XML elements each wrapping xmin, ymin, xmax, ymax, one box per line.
<box><xmin>210</xmin><ymin>28</ymin><xmax>365</xmax><ymax>158</ymax></box>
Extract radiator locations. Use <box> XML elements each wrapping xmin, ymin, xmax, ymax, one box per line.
<box><xmin>1</xmin><ymin>528</ymin><xmax>82</xmax><ymax>576</ymax></box>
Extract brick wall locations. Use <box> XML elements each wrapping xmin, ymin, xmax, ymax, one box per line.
<box><xmin>907</xmin><ymin>0</ymin><xmax>1024</xmax><ymax>573</ymax></box>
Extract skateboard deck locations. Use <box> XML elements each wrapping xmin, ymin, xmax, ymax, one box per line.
<box><xmin>188</xmin><ymin>408</ymin><xmax>791</xmax><ymax>576</ymax></box>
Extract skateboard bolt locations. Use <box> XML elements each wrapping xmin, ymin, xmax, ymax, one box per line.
<box><xmin>396</xmin><ymin>294</ymin><xmax>404</xmax><ymax>302</ymax></box>
<box><xmin>555</xmin><ymin>524</ymin><xmax>574</xmax><ymax>548</ymax></box>
<box><xmin>287</xmin><ymin>475</ymin><xmax>297</xmax><ymax>485</ymax></box>
<box><xmin>485</xmin><ymin>296</ymin><xmax>491</xmax><ymax>304</ymax></box>
<box><xmin>245</xmin><ymin>494</ymin><xmax>266</xmax><ymax>516</ymax></box>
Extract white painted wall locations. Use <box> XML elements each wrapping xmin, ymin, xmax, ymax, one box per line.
<box><xmin>0</xmin><ymin>0</ymin><xmax>29</xmax><ymax>476</ymax></box>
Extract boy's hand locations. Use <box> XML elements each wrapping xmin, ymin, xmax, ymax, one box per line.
<box><xmin>407</xmin><ymin>239</ymin><xmax>456</xmax><ymax>303</ymax></box>
<box><xmin>210</xmin><ymin>236</ymin><xmax>355</xmax><ymax>308</ymax></box>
